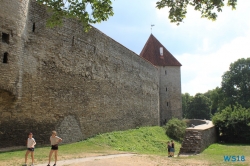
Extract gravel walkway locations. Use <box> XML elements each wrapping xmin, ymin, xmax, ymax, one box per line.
<box><xmin>35</xmin><ymin>153</ymin><xmax>136</xmax><ymax>166</ymax></box>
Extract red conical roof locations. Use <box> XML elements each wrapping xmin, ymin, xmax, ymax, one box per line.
<box><xmin>140</xmin><ymin>34</ymin><xmax>182</xmax><ymax>66</ymax></box>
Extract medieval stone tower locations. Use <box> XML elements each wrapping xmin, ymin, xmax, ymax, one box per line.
<box><xmin>0</xmin><ymin>0</ymin><xmax>29</xmax><ymax>99</ymax></box>
<box><xmin>0</xmin><ymin>0</ymin><xmax>181</xmax><ymax>148</ymax></box>
<box><xmin>140</xmin><ymin>34</ymin><xmax>182</xmax><ymax>125</ymax></box>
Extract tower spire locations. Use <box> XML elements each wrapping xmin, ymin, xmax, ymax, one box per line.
<box><xmin>151</xmin><ymin>24</ymin><xmax>155</xmax><ymax>33</ymax></box>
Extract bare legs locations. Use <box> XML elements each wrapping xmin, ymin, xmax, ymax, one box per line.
<box><xmin>24</xmin><ymin>150</ymin><xmax>34</xmax><ymax>165</ymax></box>
<box><xmin>48</xmin><ymin>150</ymin><xmax>53</xmax><ymax>165</ymax></box>
<box><xmin>54</xmin><ymin>150</ymin><xmax>58</xmax><ymax>163</ymax></box>
<box><xmin>48</xmin><ymin>150</ymin><xmax>58</xmax><ymax>165</ymax></box>
<box><xmin>31</xmin><ymin>152</ymin><xmax>34</xmax><ymax>164</ymax></box>
<box><xmin>25</xmin><ymin>150</ymin><xmax>29</xmax><ymax>164</ymax></box>
<box><xmin>170</xmin><ymin>151</ymin><xmax>175</xmax><ymax>157</ymax></box>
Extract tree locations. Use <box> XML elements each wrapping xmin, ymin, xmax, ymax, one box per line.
<box><xmin>156</xmin><ymin>0</ymin><xmax>237</xmax><ymax>25</ymax></box>
<box><xmin>186</xmin><ymin>93</ymin><xmax>211</xmax><ymax>119</ymax></box>
<box><xmin>36</xmin><ymin>0</ymin><xmax>114</xmax><ymax>31</ymax></box>
<box><xmin>220</xmin><ymin>58</ymin><xmax>250</xmax><ymax>109</ymax></box>
<box><xmin>36</xmin><ymin>0</ymin><xmax>238</xmax><ymax>31</ymax></box>
<box><xmin>212</xmin><ymin>104</ymin><xmax>250</xmax><ymax>143</ymax></box>
<box><xmin>204</xmin><ymin>87</ymin><xmax>223</xmax><ymax>115</ymax></box>
<box><xmin>164</xmin><ymin>118</ymin><xmax>187</xmax><ymax>141</ymax></box>
<box><xmin>182</xmin><ymin>93</ymin><xmax>193</xmax><ymax>118</ymax></box>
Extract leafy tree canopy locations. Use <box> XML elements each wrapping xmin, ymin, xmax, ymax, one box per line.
<box><xmin>36</xmin><ymin>0</ymin><xmax>114</xmax><ymax>31</ymax></box>
<box><xmin>156</xmin><ymin>0</ymin><xmax>237</xmax><ymax>25</ymax></box>
<box><xmin>186</xmin><ymin>93</ymin><xmax>211</xmax><ymax>119</ymax></box>
<box><xmin>164</xmin><ymin>118</ymin><xmax>187</xmax><ymax>141</ymax></box>
<box><xmin>212</xmin><ymin>104</ymin><xmax>250</xmax><ymax>143</ymax></box>
<box><xmin>36</xmin><ymin>0</ymin><xmax>238</xmax><ymax>31</ymax></box>
<box><xmin>204</xmin><ymin>87</ymin><xmax>223</xmax><ymax>115</ymax></box>
<box><xmin>182</xmin><ymin>93</ymin><xmax>193</xmax><ymax>118</ymax></box>
<box><xmin>221</xmin><ymin>58</ymin><xmax>250</xmax><ymax>109</ymax></box>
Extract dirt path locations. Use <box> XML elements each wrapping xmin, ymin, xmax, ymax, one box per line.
<box><xmin>35</xmin><ymin>153</ymin><xmax>136</xmax><ymax>166</ymax></box>
<box><xmin>35</xmin><ymin>154</ymin><xmax>211</xmax><ymax>166</ymax></box>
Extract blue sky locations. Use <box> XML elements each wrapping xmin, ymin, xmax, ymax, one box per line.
<box><xmin>92</xmin><ymin>0</ymin><xmax>250</xmax><ymax>96</ymax></box>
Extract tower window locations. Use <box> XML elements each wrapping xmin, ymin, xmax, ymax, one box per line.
<box><xmin>2</xmin><ymin>33</ymin><xmax>9</xmax><ymax>44</ymax></box>
<box><xmin>167</xmin><ymin>102</ymin><xmax>169</xmax><ymax>107</ymax></box>
<box><xmin>3</xmin><ymin>52</ymin><xmax>8</xmax><ymax>63</ymax></box>
<box><xmin>160</xmin><ymin>47</ymin><xmax>163</xmax><ymax>56</ymax></box>
<box><xmin>166</xmin><ymin>87</ymin><xmax>167</xmax><ymax>91</ymax></box>
<box><xmin>72</xmin><ymin>36</ymin><xmax>74</xmax><ymax>46</ymax></box>
<box><xmin>165</xmin><ymin>70</ymin><xmax>167</xmax><ymax>75</ymax></box>
<box><xmin>32</xmin><ymin>23</ymin><xmax>36</xmax><ymax>32</ymax></box>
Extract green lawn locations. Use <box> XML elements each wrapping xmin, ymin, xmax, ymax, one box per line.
<box><xmin>191</xmin><ymin>143</ymin><xmax>250</xmax><ymax>165</ymax></box>
<box><xmin>0</xmin><ymin>126</ymin><xmax>249</xmax><ymax>166</ymax></box>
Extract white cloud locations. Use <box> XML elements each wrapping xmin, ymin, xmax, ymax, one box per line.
<box><xmin>198</xmin><ymin>38</ymin><xmax>211</xmax><ymax>52</ymax></box>
<box><xmin>153</xmin><ymin>1</ymin><xmax>250</xmax><ymax>95</ymax></box>
<box><xmin>180</xmin><ymin>28</ymin><xmax>250</xmax><ymax>96</ymax></box>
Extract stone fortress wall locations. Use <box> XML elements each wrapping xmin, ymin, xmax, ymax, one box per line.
<box><xmin>0</xmin><ymin>0</ymin><xmax>160</xmax><ymax>147</ymax></box>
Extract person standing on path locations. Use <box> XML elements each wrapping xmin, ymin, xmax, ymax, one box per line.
<box><xmin>170</xmin><ymin>140</ymin><xmax>175</xmax><ymax>157</ymax></box>
<box><xmin>167</xmin><ymin>141</ymin><xmax>172</xmax><ymax>157</ymax></box>
<box><xmin>23</xmin><ymin>132</ymin><xmax>36</xmax><ymax>166</ymax></box>
<box><xmin>47</xmin><ymin>131</ymin><xmax>62</xmax><ymax>166</ymax></box>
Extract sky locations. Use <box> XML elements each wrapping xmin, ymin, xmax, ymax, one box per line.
<box><xmin>92</xmin><ymin>0</ymin><xmax>250</xmax><ymax>96</ymax></box>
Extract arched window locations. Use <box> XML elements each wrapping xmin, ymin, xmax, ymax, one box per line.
<box><xmin>3</xmin><ymin>52</ymin><xmax>8</xmax><ymax>63</ymax></box>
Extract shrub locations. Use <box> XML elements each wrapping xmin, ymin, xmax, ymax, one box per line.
<box><xmin>164</xmin><ymin>118</ymin><xmax>187</xmax><ymax>141</ymax></box>
<box><xmin>212</xmin><ymin>104</ymin><xmax>250</xmax><ymax>143</ymax></box>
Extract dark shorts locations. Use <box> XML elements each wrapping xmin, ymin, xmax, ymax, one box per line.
<box><xmin>51</xmin><ymin>144</ymin><xmax>58</xmax><ymax>150</ymax></box>
<box><xmin>168</xmin><ymin>148</ymin><xmax>171</xmax><ymax>152</ymax></box>
<box><xmin>27</xmin><ymin>148</ymin><xmax>34</xmax><ymax>151</ymax></box>
<box><xmin>170</xmin><ymin>148</ymin><xmax>175</xmax><ymax>152</ymax></box>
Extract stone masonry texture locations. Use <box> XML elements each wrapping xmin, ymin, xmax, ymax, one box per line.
<box><xmin>0</xmin><ymin>0</ymin><xmax>182</xmax><ymax>148</ymax></box>
<box><xmin>159</xmin><ymin>66</ymin><xmax>182</xmax><ymax>125</ymax></box>
<box><xmin>179</xmin><ymin>120</ymin><xmax>217</xmax><ymax>155</ymax></box>
<box><xmin>0</xmin><ymin>0</ymin><xmax>161</xmax><ymax>148</ymax></box>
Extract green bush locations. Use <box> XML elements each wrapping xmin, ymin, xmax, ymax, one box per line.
<box><xmin>212</xmin><ymin>104</ymin><xmax>250</xmax><ymax>143</ymax></box>
<box><xmin>163</xmin><ymin>118</ymin><xmax>187</xmax><ymax>141</ymax></box>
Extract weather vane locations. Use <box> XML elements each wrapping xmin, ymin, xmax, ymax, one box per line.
<box><xmin>151</xmin><ymin>24</ymin><xmax>155</xmax><ymax>33</ymax></box>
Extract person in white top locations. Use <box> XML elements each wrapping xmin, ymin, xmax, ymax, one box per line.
<box><xmin>23</xmin><ymin>132</ymin><xmax>36</xmax><ymax>166</ymax></box>
<box><xmin>47</xmin><ymin>131</ymin><xmax>62</xmax><ymax>166</ymax></box>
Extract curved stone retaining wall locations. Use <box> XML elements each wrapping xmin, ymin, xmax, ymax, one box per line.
<box><xmin>179</xmin><ymin>120</ymin><xmax>217</xmax><ymax>155</ymax></box>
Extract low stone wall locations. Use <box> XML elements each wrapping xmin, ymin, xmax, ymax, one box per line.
<box><xmin>179</xmin><ymin>120</ymin><xmax>217</xmax><ymax>155</ymax></box>
<box><xmin>184</xmin><ymin>119</ymin><xmax>206</xmax><ymax>127</ymax></box>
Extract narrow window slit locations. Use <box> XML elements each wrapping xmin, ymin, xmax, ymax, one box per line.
<box><xmin>3</xmin><ymin>52</ymin><xmax>8</xmax><ymax>63</ymax></box>
<box><xmin>2</xmin><ymin>33</ymin><xmax>10</xmax><ymax>44</ymax></box>
<box><xmin>72</xmin><ymin>36</ymin><xmax>74</xmax><ymax>46</ymax></box>
<box><xmin>32</xmin><ymin>23</ymin><xmax>36</xmax><ymax>32</ymax></box>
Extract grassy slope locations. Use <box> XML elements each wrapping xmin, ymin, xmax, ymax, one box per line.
<box><xmin>83</xmin><ymin>126</ymin><xmax>177</xmax><ymax>155</ymax></box>
<box><xmin>0</xmin><ymin>126</ymin><xmax>249</xmax><ymax>166</ymax></box>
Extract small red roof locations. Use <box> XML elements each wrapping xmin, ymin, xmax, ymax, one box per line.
<box><xmin>140</xmin><ymin>34</ymin><xmax>182</xmax><ymax>66</ymax></box>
